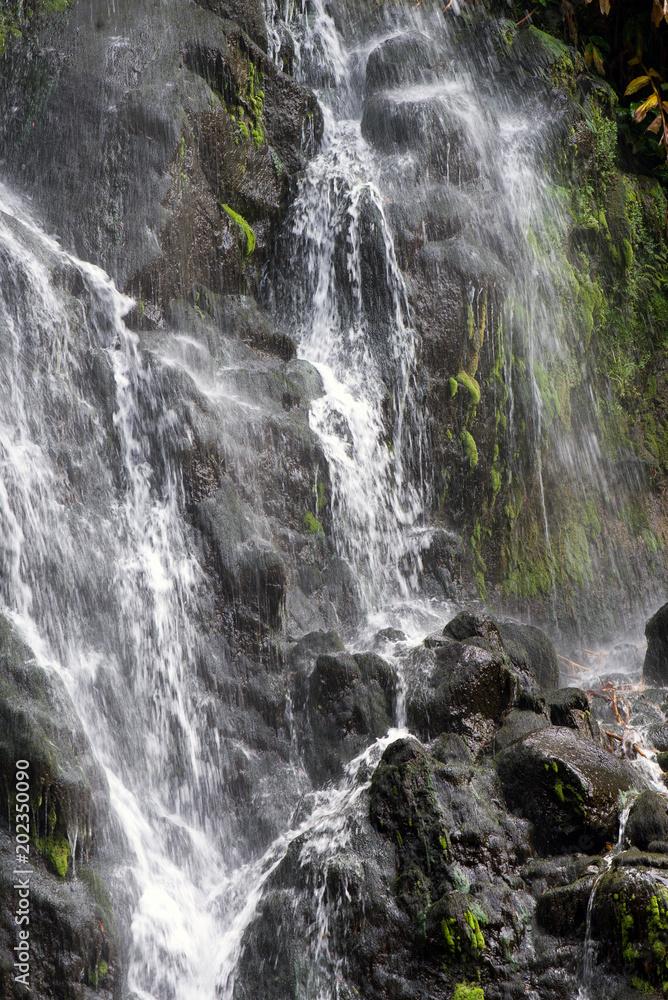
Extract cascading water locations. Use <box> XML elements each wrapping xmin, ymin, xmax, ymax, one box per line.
<box><xmin>2</xmin><ymin>1</ymin><xmax>668</xmax><ymax>999</ymax></box>
<box><xmin>267</xmin><ymin>0</ymin><xmax>666</xmax><ymax>637</ymax></box>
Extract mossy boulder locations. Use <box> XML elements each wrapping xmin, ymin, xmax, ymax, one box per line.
<box><xmin>495</xmin><ymin>727</ymin><xmax>642</xmax><ymax>855</ymax></box>
<box><xmin>644</xmin><ymin>602</ymin><xmax>668</xmax><ymax>686</ymax></box>
<box><xmin>423</xmin><ymin>891</ymin><xmax>486</xmax><ymax>963</ymax></box>
<box><xmin>370</xmin><ymin>738</ymin><xmax>451</xmax><ymax>890</ymax></box>
<box><xmin>594</xmin><ymin>861</ymin><xmax>668</xmax><ymax>986</ymax></box>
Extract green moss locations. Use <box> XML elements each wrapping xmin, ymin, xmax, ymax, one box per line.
<box><xmin>464</xmin><ymin>909</ymin><xmax>485</xmax><ymax>951</ymax></box>
<box><xmin>461</xmin><ymin>431</ymin><xmax>478</xmax><ymax>470</ymax></box>
<box><xmin>38</xmin><ymin>831</ymin><xmax>70</xmax><ymax>877</ymax></box>
<box><xmin>490</xmin><ymin>467</ymin><xmax>501</xmax><ymax>502</ymax></box>
<box><xmin>448</xmin><ymin>377</ymin><xmax>458</xmax><ymax>398</ymax></box>
<box><xmin>452</xmin><ymin>984</ymin><xmax>484</xmax><ymax>1000</ymax></box>
<box><xmin>221</xmin><ymin>204</ymin><xmax>256</xmax><ymax>257</ymax></box>
<box><xmin>456</xmin><ymin>370</ymin><xmax>481</xmax><ymax>406</ymax></box>
<box><xmin>303</xmin><ymin>511</ymin><xmax>323</xmax><ymax>534</ymax></box>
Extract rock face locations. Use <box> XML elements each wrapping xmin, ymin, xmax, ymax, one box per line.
<box><xmin>644</xmin><ymin>602</ymin><xmax>668</xmax><ymax>685</ymax></box>
<box><xmin>0</xmin><ymin>616</ymin><xmax>119</xmax><ymax>999</ymax></box>
<box><xmin>496</xmin><ymin>727</ymin><xmax>642</xmax><ymax>855</ymax></box>
<box><xmin>0</xmin><ymin>0</ymin><xmax>322</xmax><ymax>307</ymax></box>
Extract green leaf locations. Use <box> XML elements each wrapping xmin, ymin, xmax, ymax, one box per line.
<box><xmin>625</xmin><ymin>76</ymin><xmax>652</xmax><ymax>96</ymax></box>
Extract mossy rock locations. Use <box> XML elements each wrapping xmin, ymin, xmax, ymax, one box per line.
<box><xmin>594</xmin><ymin>864</ymin><xmax>668</xmax><ymax>985</ymax></box>
<box><xmin>496</xmin><ymin>727</ymin><xmax>641</xmax><ymax>855</ymax></box>
<box><xmin>0</xmin><ymin>614</ymin><xmax>106</xmax><ymax>869</ymax></box>
<box><xmin>370</xmin><ymin>737</ymin><xmax>451</xmax><ymax>894</ymax></box>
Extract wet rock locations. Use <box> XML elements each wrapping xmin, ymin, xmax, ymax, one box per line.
<box><xmin>645</xmin><ymin>602</ymin><xmax>668</xmax><ymax>685</ymax></box>
<box><xmin>443</xmin><ymin>610</ymin><xmax>559</xmax><ymax>691</ymax></box>
<box><xmin>370</xmin><ymin>738</ymin><xmax>452</xmax><ymax>888</ymax></box>
<box><xmin>194</xmin><ymin>0</ymin><xmax>268</xmax><ymax>51</ymax></box>
<box><xmin>407</xmin><ymin>640</ymin><xmax>519</xmax><ymax>745</ymax></box>
<box><xmin>423</xmin><ymin>890</ymin><xmax>486</xmax><ymax>962</ymax></box>
<box><xmin>289</xmin><ymin>630</ymin><xmax>346</xmax><ymax>669</ymax></box>
<box><xmin>0</xmin><ymin>616</ymin><xmax>106</xmax><ymax>868</ymax></box>
<box><xmin>495</xmin><ymin>727</ymin><xmax>642</xmax><ymax>855</ymax></box>
<box><xmin>647</xmin><ymin>723</ymin><xmax>668</xmax><ymax>752</ymax></box>
<box><xmin>364</xmin><ymin>31</ymin><xmax>448</xmax><ymax>96</ymax></box>
<box><xmin>493</xmin><ymin>708</ymin><xmax>550</xmax><ymax>753</ymax></box>
<box><xmin>0</xmin><ymin>0</ymin><xmax>322</xmax><ymax>304</ymax></box>
<box><xmin>594</xmin><ymin>861</ymin><xmax>668</xmax><ymax>989</ymax></box>
<box><xmin>535</xmin><ymin>875</ymin><xmax>596</xmax><ymax>935</ymax></box>
<box><xmin>603</xmin><ymin>642</ymin><xmax>645</xmax><ymax>679</ymax></box>
<box><xmin>543</xmin><ymin>688</ymin><xmax>601</xmax><ymax>743</ymax></box>
<box><xmin>625</xmin><ymin>791</ymin><xmax>668</xmax><ymax>851</ymax></box>
<box><xmin>496</xmin><ymin>621</ymin><xmax>560</xmax><ymax>691</ymax></box>
<box><xmin>300</xmin><ymin>651</ymin><xmax>396</xmax><ymax>784</ymax></box>
<box><xmin>0</xmin><ymin>615</ymin><xmax>119</xmax><ymax>998</ymax></box>
<box><xmin>361</xmin><ymin>92</ymin><xmax>479</xmax><ymax>183</ymax></box>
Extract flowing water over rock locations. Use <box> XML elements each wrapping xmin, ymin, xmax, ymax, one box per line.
<box><xmin>2</xmin><ymin>1</ymin><xmax>668</xmax><ymax>999</ymax></box>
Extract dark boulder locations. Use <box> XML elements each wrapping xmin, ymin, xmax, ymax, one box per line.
<box><xmin>370</xmin><ymin>738</ymin><xmax>451</xmax><ymax>887</ymax></box>
<box><xmin>647</xmin><ymin>723</ymin><xmax>668</xmax><ymax>752</ymax></box>
<box><xmin>543</xmin><ymin>687</ymin><xmax>601</xmax><ymax>743</ymax></box>
<box><xmin>407</xmin><ymin>639</ymin><xmax>519</xmax><ymax>744</ymax></box>
<box><xmin>493</xmin><ymin>708</ymin><xmax>550</xmax><ymax>753</ymax></box>
<box><xmin>300</xmin><ymin>651</ymin><xmax>396</xmax><ymax>784</ymax></box>
<box><xmin>496</xmin><ymin>727</ymin><xmax>642</xmax><ymax>855</ymax></box>
<box><xmin>496</xmin><ymin>620</ymin><xmax>560</xmax><ymax>691</ymax></box>
<box><xmin>443</xmin><ymin>610</ymin><xmax>559</xmax><ymax>691</ymax></box>
<box><xmin>194</xmin><ymin>0</ymin><xmax>268</xmax><ymax>51</ymax></box>
<box><xmin>644</xmin><ymin>602</ymin><xmax>668</xmax><ymax>686</ymax></box>
<box><xmin>535</xmin><ymin>874</ymin><xmax>597</xmax><ymax>935</ymax></box>
<box><xmin>364</xmin><ymin>31</ymin><xmax>448</xmax><ymax>96</ymax></box>
<box><xmin>625</xmin><ymin>791</ymin><xmax>668</xmax><ymax>851</ymax></box>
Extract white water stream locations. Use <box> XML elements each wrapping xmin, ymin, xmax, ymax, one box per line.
<box><xmin>1</xmin><ymin>2</ymin><xmax>666</xmax><ymax>999</ymax></box>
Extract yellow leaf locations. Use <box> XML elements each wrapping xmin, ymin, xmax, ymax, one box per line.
<box><xmin>599</xmin><ymin>0</ymin><xmax>610</xmax><ymax>13</ymax></box>
<box><xmin>593</xmin><ymin>48</ymin><xmax>605</xmax><ymax>76</ymax></box>
<box><xmin>653</xmin><ymin>0</ymin><xmax>663</xmax><ymax>26</ymax></box>
<box><xmin>662</xmin><ymin>101</ymin><xmax>668</xmax><ymax>112</ymax></box>
<box><xmin>649</xmin><ymin>68</ymin><xmax>663</xmax><ymax>80</ymax></box>
<box><xmin>625</xmin><ymin>75</ymin><xmax>651</xmax><ymax>95</ymax></box>
<box><xmin>647</xmin><ymin>115</ymin><xmax>662</xmax><ymax>134</ymax></box>
<box><xmin>635</xmin><ymin>93</ymin><xmax>659</xmax><ymax>122</ymax></box>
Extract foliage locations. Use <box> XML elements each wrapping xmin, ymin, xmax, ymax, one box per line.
<box><xmin>220</xmin><ymin>203</ymin><xmax>256</xmax><ymax>257</ymax></box>
<box><xmin>0</xmin><ymin>0</ymin><xmax>71</xmax><ymax>57</ymax></box>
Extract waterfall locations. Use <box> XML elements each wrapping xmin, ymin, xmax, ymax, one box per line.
<box><xmin>2</xmin><ymin>0</ymin><xmax>668</xmax><ymax>998</ymax></box>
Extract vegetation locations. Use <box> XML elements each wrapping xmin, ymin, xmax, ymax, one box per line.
<box><xmin>0</xmin><ymin>0</ymin><xmax>71</xmax><ymax>56</ymax></box>
<box><xmin>221</xmin><ymin>203</ymin><xmax>256</xmax><ymax>257</ymax></box>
